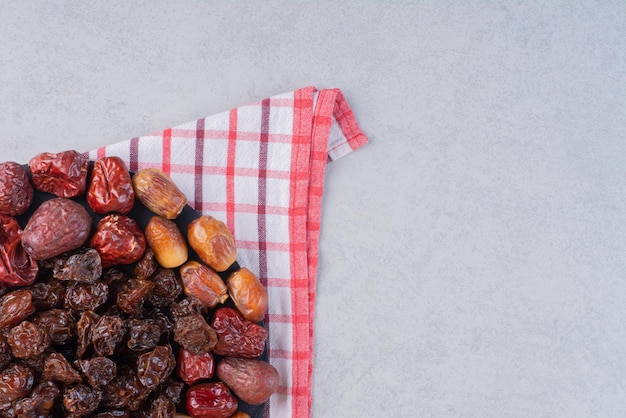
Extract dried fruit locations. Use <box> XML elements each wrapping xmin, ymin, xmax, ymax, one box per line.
<box><xmin>76</xmin><ymin>356</ymin><xmax>118</xmax><ymax>388</ymax></box>
<box><xmin>116</xmin><ymin>278</ymin><xmax>154</xmax><ymax>316</ymax></box>
<box><xmin>144</xmin><ymin>215</ymin><xmax>188</xmax><ymax>268</ymax></box>
<box><xmin>22</xmin><ymin>198</ymin><xmax>91</xmax><ymax>260</ymax></box>
<box><xmin>51</xmin><ymin>248</ymin><xmax>102</xmax><ymax>283</ymax></box>
<box><xmin>173</xmin><ymin>313</ymin><xmax>217</xmax><ymax>355</ymax></box>
<box><xmin>180</xmin><ymin>260</ymin><xmax>228</xmax><ymax>308</ymax></box>
<box><xmin>148</xmin><ymin>268</ymin><xmax>183</xmax><ymax>307</ymax></box>
<box><xmin>34</xmin><ymin>309</ymin><xmax>75</xmax><ymax>345</ymax></box>
<box><xmin>212</xmin><ymin>307</ymin><xmax>267</xmax><ymax>358</ymax></box>
<box><xmin>63</xmin><ymin>383</ymin><xmax>102</xmax><ymax>416</ymax></box>
<box><xmin>0</xmin><ymin>363</ymin><xmax>34</xmax><ymax>410</ymax></box>
<box><xmin>91</xmin><ymin>315</ymin><xmax>125</xmax><ymax>357</ymax></box>
<box><xmin>227</xmin><ymin>268</ymin><xmax>268</xmax><ymax>323</ymax></box>
<box><xmin>176</xmin><ymin>347</ymin><xmax>214</xmax><ymax>386</ymax></box>
<box><xmin>14</xmin><ymin>380</ymin><xmax>60</xmax><ymax>417</ymax></box>
<box><xmin>64</xmin><ymin>280</ymin><xmax>109</xmax><ymax>311</ymax></box>
<box><xmin>87</xmin><ymin>156</ymin><xmax>135</xmax><ymax>214</ymax></box>
<box><xmin>188</xmin><ymin>215</ymin><xmax>237</xmax><ymax>272</ymax></box>
<box><xmin>216</xmin><ymin>357</ymin><xmax>279</xmax><ymax>405</ymax></box>
<box><xmin>126</xmin><ymin>319</ymin><xmax>161</xmax><ymax>352</ymax></box>
<box><xmin>185</xmin><ymin>382</ymin><xmax>238</xmax><ymax>418</ymax></box>
<box><xmin>8</xmin><ymin>321</ymin><xmax>50</xmax><ymax>358</ymax></box>
<box><xmin>42</xmin><ymin>352</ymin><xmax>81</xmax><ymax>384</ymax></box>
<box><xmin>0</xmin><ymin>289</ymin><xmax>35</xmax><ymax>329</ymax></box>
<box><xmin>28</xmin><ymin>280</ymin><xmax>65</xmax><ymax>309</ymax></box>
<box><xmin>76</xmin><ymin>310</ymin><xmax>100</xmax><ymax>359</ymax></box>
<box><xmin>0</xmin><ymin>161</ymin><xmax>33</xmax><ymax>216</ymax></box>
<box><xmin>134</xmin><ymin>248</ymin><xmax>157</xmax><ymax>280</ymax></box>
<box><xmin>132</xmin><ymin>168</ymin><xmax>187</xmax><ymax>219</ymax></box>
<box><xmin>90</xmin><ymin>214</ymin><xmax>146</xmax><ymax>267</ymax></box>
<box><xmin>0</xmin><ymin>215</ymin><xmax>38</xmax><ymax>287</ymax></box>
<box><xmin>28</xmin><ymin>150</ymin><xmax>89</xmax><ymax>198</ymax></box>
<box><xmin>137</xmin><ymin>345</ymin><xmax>176</xmax><ymax>390</ymax></box>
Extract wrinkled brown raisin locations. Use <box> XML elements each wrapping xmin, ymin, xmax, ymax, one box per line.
<box><xmin>76</xmin><ymin>356</ymin><xmax>117</xmax><ymax>388</ymax></box>
<box><xmin>8</xmin><ymin>320</ymin><xmax>50</xmax><ymax>358</ymax></box>
<box><xmin>126</xmin><ymin>319</ymin><xmax>161</xmax><ymax>352</ymax></box>
<box><xmin>148</xmin><ymin>268</ymin><xmax>182</xmax><ymax>307</ymax></box>
<box><xmin>0</xmin><ymin>363</ymin><xmax>34</xmax><ymax>410</ymax></box>
<box><xmin>136</xmin><ymin>345</ymin><xmax>176</xmax><ymax>390</ymax></box>
<box><xmin>51</xmin><ymin>248</ymin><xmax>102</xmax><ymax>283</ymax></box>
<box><xmin>0</xmin><ymin>289</ymin><xmax>35</xmax><ymax>329</ymax></box>
<box><xmin>116</xmin><ymin>278</ymin><xmax>153</xmax><ymax>317</ymax></box>
<box><xmin>63</xmin><ymin>383</ymin><xmax>102</xmax><ymax>416</ymax></box>
<box><xmin>64</xmin><ymin>280</ymin><xmax>109</xmax><ymax>311</ymax></box>
<box><xmin>14</xmin><ymin>380</ymin><xmax>60</xmax><ymax>417</ymax></box>
<box><xmin>170</xmin><ymin>296</ymin><xmax>208</xmax><ymax>319</ymax></box>
<box><xmin>33</xmin><ymin>309</ymin><xmax>75</xmax><ymax>345</ymax></box>
<box><xmin>76</xmin><ymin>310</ymin><xmax>100</xmax><ymax>359</ymax></box>
<box><xmin>173</xmin><ymin>314</ymin><xmax>217</xmax><ymax>355</ymax></box>
<box><xmin>134</xmin><ymin>248</ymin><xmax>157</xmax><ymax>281</ymax></box>
<box><xmin>91</xmin><ymin>315</ymin><xmax>125</xmax><ymax>357</ymax></box>
<box><xmin>42</xmin><ymin>352</ymin><xmax>81</xmax><ymax>384</ymax></box>
<box><xmin>28</xmin><ymin>280</ymin><xmax>65</xmax><ymax>309</ymax></box>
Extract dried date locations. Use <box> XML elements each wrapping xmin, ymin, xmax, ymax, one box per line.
<box><xmin>28</xmin><ymin>150</ymin><xmax>89</xmax><ymax>198</ymax></box>
<box><xmin>90</xmin><ymin>214</ymin><xmax>146</xmax><ymax>267</ymax></box>
<box><xmin>144</xmin><ymin>215</ymin><xmax>188</xmax><ymax>268</ymax></box>
<box><xmin>87</xmin><ymin>156</ymin><xmax>135</xmax><ymax>214</ymax></box>
<box><xmin>22</xmin><ymin>198</ymin><xmax>91</xmax><ymax>260</ymax></box>
<box><xmin>212</xmin><ymin>306</ymin><xmax>267</xmax><ymax>358</ymax></box>
<box><xmin>185</xmin><ymin>382</ymin><xmax>237</xmax><ymax>418</ymax></box>
<box><xmin>0</xmin><ymin>289</ymin><xmax>35</xmax><ymax>329</ymax></box>
<box><xmin>227</xmin><ymin>267</ymin><xmax>268</xmax><ymax>323</ymax></box>
<box><xmin>132</xmin><ymin>168</ymin><xmax>187</xmax><ymax>219</ymax></box>
<box><xmin>180</xmin><ymin>260</ymin><xmax>228</xmax><ymax>308</ymax></box>
<box><xmin>188</xmin><ymin>215</ymin><xmax>237</xmax><ymax>272</ymax></box>
<box><xmin>0</xmin><ymin>161</ymin><xmax>33</xmax><ymax>216</ymax></box>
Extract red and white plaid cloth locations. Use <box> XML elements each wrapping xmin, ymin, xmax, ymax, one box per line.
<box><xmin>88</xmin><ymin>86</ymin><xmax>368</xmax><ymax>417</ymax></box>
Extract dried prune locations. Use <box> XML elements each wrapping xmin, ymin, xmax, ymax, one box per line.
<box><xmin>91</xmin><ymin>315</ymin><xmax>125</xmax><ymax>357</ymax></box>
<box><xmin>116</xmin><ymin>278</ymin><xmax>153</xmax><ymax>316</ymax></box>
<box><xmin>0</xmin><ymin>289</ymin><xmax>35</xmax><ymax>329</ymax></box>
<box><xmin>173</xmin><ymin>313</ymin><xmax>217</xmax><ymax>355</ymax></box>
<box><xmin>212</xmin><ymin>307</ymin><xmax>267</xmax><ymax>358</ymax></box>
<box><xmin>137</xmin><ymin>345</ymin><xmax>176</xmax><ymax>389</ymax></box>
<box><xmin>126</xmin><ymin>319</ymin><xmax>161</xmax><ymax>352</ymax></box>
<box><xmin>51</xmin><ymin>248</ymin><xmax>102</xmax><ymax>283</ymax></box>
<box><xmin>76</xmin><ymin>356</ymin><xmax>117</xmax><ymax>388</ymax></box>
<box><xmin>33</xmin><ymin>308</ymin><xmax>75</xmax><ymax>345</ymax></box>
<box><xmin>0</xmin><ymin>215</ymin><xmax>38</xmax><ymax>287</ymax></box>
<box><xmin>0</xmin><ymin>161</ymin><xmax>33</xmax><ymax>216</ymax></box>
<box><xmin>90</xmin><ymin>214</ymin><xmax>146</xmax><ymax>268</ymax></box>
<box><xmin>14</xmin><ymin>380</ymin><xmax>60</xmax><ymax>417</ymax></box>
<box><xmin>22</xmin><ymin>198</ymin><xmax>91</xmax><ymax>260</ymax></box>
<box><xmin>7</xmin><ymin>320</ymin><xmax>50</xmax><ymax>358</ymax></box>
<box><xmin>42</xmin><ymin>352</ymin><xmax>81</xmax><ymax>384</ymax></box>
<box><xmin>64</xmin><ymin>280</ymin><xmax>109</xmax><ymax>311</ymax></box>
<box><xmin>180</xmin><ymin>261</ymin><xmax>228</xmax><ymax>308</ymax></box>
<box><xmin>148</xmin><ymin>268</ymin><xmax>182</xmax><ymax>307</ymax></box>
<box><xmin>87</xmin><ymin>156</ymin><xmax>135</xmax><ymax>214</ymax></box>
<box><xmin>134</xmin><ymin>248</ymin><xmax>157</xmax><ymax>281</ymax></box>
<box><xmin>185</xmin><ymin>382</ymin><xmax>237</xmax><ymax>418</ymax></box>
<box><xmin>216</xmin><ymin>357</ymin><xmax>279</xmax><ymax>405</ymax></box>
<box><xmin>0</xmin><ymin>363</ymin><xmax>34</xmax><ymax>410</ymax></box>
<box><xmin>145</xmin><ymin>216</ymin><xmax>188</xmax><ymax>268</ymax></box>
<box><xmin>63</xmin><ymin>383</ymin><xmax>102</xmax><ymax>416</ymax></box>
<box><xmin>176</xmin><ymin>347</ymin><xmax>214</xmax><ymax>386</ymax></box>
<box><xmin>76</xmin><ymin>310</ymin><xmax>100</xmax><ymax>359</ymax></box>
<box><xmin>188</xmin><ymin>215</ymin><xmax>237</xmax><ymax>272</ymax></box>
<box><xmin>132</xmin><ymin>168</ymin><xmax>187</xmax><ymax>219</ymax></box>
<box><xmin>28</xmin><ymin>280</ymin><xmax>65</xmax><ymax>309</ymax></box>
<box><xmin>227</xmin><ymin>267</ymin><xmax>268</xmax><ymax>323</ymax></box>
<box><xmin>28</xmin><ymin>150</ymin><xmax>88</xmax><ymax>198</ymax></box>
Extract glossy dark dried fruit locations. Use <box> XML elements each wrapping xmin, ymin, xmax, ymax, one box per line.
<box><xmin>102</xmin><ymin>368</ymin><xmax>149</xmax><ymax>411</ymax></box>
<box><xmin>76</xmin><ymin>310</ymin><xmax>100</xmax><ymax>359</ymax></box>
<box><xmin>116</xmin><ymin>278</ymin><xmax>153</xmax><ymax>316</ymax></box>
<box><xmin>134</xmin><ymin>247</ymin><xmax>157</xmax><ymax>281</ymax></box>
<box><xmin>180</xmin><ymin>261</ymin><xmax>228</xmax><ymax>308</ymax></box>
<box><xmin>0</xmin><ymin>335</ymin><xmax>11</xmax><ymax>371</ymax></box>
<box><xmin>132</xmin><ymin>168</ymin><xmax>187</xmax><ymax>219</ymax></box>
<box><xmin>42</xmin><ymin>352</ymin><xmax>81</xmax><ymax>384</ymax></box>
<box><xmin>188</xmin><ymin>215</ymin><xmax>237</xmax><ymax>272</ymax></box>
<box><xmin>63</xmin><ymin>383</ymin><xmax>102</xmax><ymax>416</ymax></box>
<box><xmin>28</xmin><ymin>150</ymin><xmax>89</xmax><ymax>198</ymax></box>
<box><xmin>91</xmin><ymin>315</ymin><xmax>125</xmax><ymax>356</ymax></box>
<box><xmin>0</xmin><ymin>363</ymin><xmax>34</xmax><ymax>410</ymax></box>
<box><xmin>170</xmin><ymin>296</ymin><xmax>208</xmax><ymax>319</ymax></box>
<box><xmin>51</xmin><ymin>248</ymin><xmax>102</xmax><ymax>283</ymax></box>
<box><xmin>158</xmin><ymin>377</ymin><xmax>184</xmax><ymax>405</ymax></box>
<box><xmin>126</xmin><ymin>319</ymin><xmax>161</xmax><ymax>352</ymax></box>
<box><xmin>173</xmin><ymin>313</ymin><xmax>217</xmax><ymax>355</ymax></box>
<box><xmin>33</xmin><ymin>309</ymin><xmax>75</xmax><ymax>345</ymax></box>
<box><xmin>7</xmin><ymin>320</ymin><xmax>50</xmax><ymax>358</ymax></box>
<box><xmin>137</xmin><ymin>345</ymin><xmax>176</xmax><ymax>390</ymax></box>
<box><xmin>90</xmin><ymin>214</ymin><xmax>146</xmax><ymax>268</ymax></box>
<box><xmin>22</xmin><ymin>198</ymin><xmax>91</xmax><ymax>260</ymax></box>
<box><xmin>149</xmin><ymin>394</ymin><xmax>176</xmax><ymax>418</ymax></box>
<box><xmin>0</xmin><ymin>161</ymin><xmax>33</xmax><ymax>216</ymax></box>
<box><xmin>87</xmin><ymin>156</ymin><xmax>135</xmax><ymax>214</ymax></box>
<box><xmin>176</xmin><ymin>347</ymin><xmax>214</xmax><ymax>386</ymax></box>
<box><xmin>0</xmin><ymin>289</ymin><xmax>35</xmax><ymax>329</ymax></box>
<box><xmin>92</xmin><ymin>410</ymin><xmax>130</xmax><ymax>418</ymax></box>
<box><xmin>64</xmin><ymin>280</ymin><xmax>109</xmax><ymax>311</ymax></box>
<box><xmin>212</xmin><ymin>307</ymin><xmax>267</xmax><ymax>358</ymax></box>
<box><xmin>227</xmin><ymin>267</ymin><xmax>268</xmax><ymax>323</ymax></box>
<box><xmin>14</xmin><ymin>380</ymin><xmax>60</xmax><ymax>417</ymax></box>
<box><xmin>77</xmin><ymin>356</ymin><xmax>117</xmax><ymax>388</ymax></box>
<box><xmin>28</xmin><ymin>280</ymin><xmax>65</xmax><ymax>309</ymax></box>
<box><xmin>185</xmin><ymin>382</ymin><xmax>238</xmax><ymax>418</ymax></box>
<box><xmin>216</xmin><ymin>357</ymin><xmax>279</xmax><ymax>405</ymax></box>
<box><xmin>148</xmin><ymin>268</ymin><xmax>182</xmax><ymax>307</ymax></box>
<box><xmin>144</xmin><ymin>216</ymin><xmax>188</xmax><ymax>268</ymax></box>
<box><xmin>0</xmin><ymin>215</ymin><xmax>38</xmax><ymax>287</ymax></box>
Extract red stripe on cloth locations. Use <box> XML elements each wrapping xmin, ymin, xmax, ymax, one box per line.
<box><xmin>195</xmin><ymin>202</ymin><xmax>290</xmax><ymax>216</ymax></box>
<box><xmin>226</xmin><ymin>109</ymin><xmax>237</xmax><ymax>234</ymax></box>
<box><xmin>194</xmin><ymin>119</ymin><xmax>205</xmax><ymax>213</ymax></box>
<box><xmin>235</xmin><ymin>240</ymin><xmax>305</xmax><ymax>252</ymax></box>
<box><xmin>258</xmin><ymin>98</ymin><xmax>271</xmax><ymax>288</ymax></box>
<box><xmin>129</xmin><ymin>137</ymin><xmax>139</xmax><ymax>172</ymax></box>
<box><xmin>332</xmin><ymin>89</ymin><xmax>369</xmax><ymax>152</ymax></box>
<box><xmin>162</xmin><ymin>128</ymin><xmax>172</xmax><ymax>175</ymax></box>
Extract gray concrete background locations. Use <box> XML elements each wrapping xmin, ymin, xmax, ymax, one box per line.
<box><xmin>2</xmin><ymin>1</ymin><xmax>626</xmax><ymax>417</ymax></box>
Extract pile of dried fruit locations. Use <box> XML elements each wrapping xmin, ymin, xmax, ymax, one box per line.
<box><xmin>0</xmin><ymin>151</ymin><xmax>278</xmax><ymax>418</ymax></box>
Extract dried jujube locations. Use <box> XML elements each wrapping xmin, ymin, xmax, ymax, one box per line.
<box><xmin>0</xmin><ymin>161</ymin><xmax>33</xmax><ymax>216</ymax></box>
<box><xmin>185</xmin><ymin>382</ymin><xmax>238</xmax><ymax>418</ymax></box>
<box><xmin>212</xmin><ymin>307</ymin><xmax>267</xmax><ymax>358</ymax></box>
<box><xmin>28</xmin><ymin>150</ymin><xmax>89</xmax><ymax>198</ymax></box>
<box><xmin>216</xmin><ymin>357</ymin><xmax>279</xmax><ymax>406</ymax></box>
<box><xmin>0</xmin><ymin>215</ymin><xmax>38</xmax><ymax>287</ymax></box>
<box><xmin>87</xmin><ymin>156</ymin><xmax>135</xmax><ymax>214</ymax></box>
<box><xmin>90</xmin><ymin>214</ymin><xmax>146</xmax><ymax>267</ymax></box>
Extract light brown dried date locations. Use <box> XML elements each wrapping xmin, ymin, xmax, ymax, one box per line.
<box><xmin>216</xmin><ymin>357</ymin><xmax>279</xmax><ymax>405</ymax></box>
<box><xmin>22</xmin><ymin>198</ymin><xmax>91</xmax><ymax>260</ymax></box>
<box><xmin>227</xmin><ymin>267</ymin><xmax>268</xmax><ymax>323</ymax></box>
<box><xmin>132</xmin><ymin>168</ymin><xmax>187</xmax><ymax>219</ymax></box>
<box><xmin>87</xmin><ymin>156</ymin><xmax>135</xmax><ymax>214</ymax></box>
<box><xmin>188</xmin><ymin>215</ymin><xmax>237</xmax><ymax>272</ymax></box>
<box><xmin>28</xmin><ymin>150</ymin><xmax>89</xmax><ymax>198</ymax></box>
<box><xmin>180</xmin><ymin>260</ymin><xmax>228</xmax><ymax>308</ymax></box>
<box><xmin>90</xmin><ymin>214</ymin><xmax>146</xmax><ymax>267</ymax></box>
<box><xmin>0</xmin><ymin>289</ymin><xmax>35</xmax><ymax>329</ymax></box>
<box><xmin>0</xmin><ymin>161</ymin><xmax>33</xmax><ymax>216</ymax></box>
<box><xmin>144</xmin><ymin>215</ymin><xmax>188</xmax><ymax>268</ymax></box>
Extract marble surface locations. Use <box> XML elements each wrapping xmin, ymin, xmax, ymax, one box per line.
<box><xmin>2</xmin><ymin>1</ymin><xmax>626</xmax><ymax>417</ymax></box>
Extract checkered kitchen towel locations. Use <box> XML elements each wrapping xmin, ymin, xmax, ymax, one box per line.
<box><xmin>88</xmin><ymin>86</ymin><xmax>368</xmax><ymax>417</ymax></box>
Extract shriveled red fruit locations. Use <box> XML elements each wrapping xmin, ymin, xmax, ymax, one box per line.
<box><xmin>176</xmin><ymin>347</ymin><xmax>214</xmax><ymax>386</ymax></box>
<box><xmin>87</xmin><ymin>156</ymin><xmax>135</xmax><ymax>214</ymax></box>
<box><xmin>212</xmin><ymin>307</ymin><xmax>267</xmax><ymax>358</ymax></box>
<box><xmin>90</xmin><ymin>214</ymin><xmax>146</xmax><ymax>267</ymax></box>
<box><xmin>0</xmin><ymin>161</ymin><xmax>33</xmax><ymax>216</ymax></box>
<box><xmin>0</xmin><ymin>215</ymin><xmax>38</xmax><ymax>286</ymax></box>
<box><xmin>28</xmin><ymin>150</ymin><xmax>89</xmax><ymax>198</ymax></box>
<box><xmin>185</xmin><ymin>382</ymin><xmax>238</xmax><ymax>418</ymax></box>
<box><xmin>216</xmin><ymin>357</ymin><xmax>279</xmax><ymax>405</ymax></box>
